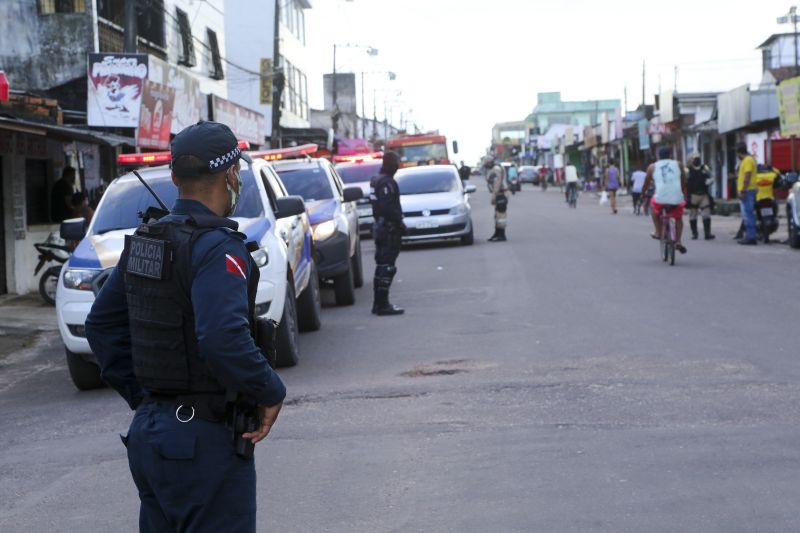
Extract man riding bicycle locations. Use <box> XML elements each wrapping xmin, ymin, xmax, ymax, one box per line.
<box><xmin>564</xmin><ymin>164</ymin><xmax>579</xmax><ymax>205</ymax></box>
<box><xmin>642</xmin><ymin>146</ymin><xmax>688</xmax><ymax>254</ymax></box>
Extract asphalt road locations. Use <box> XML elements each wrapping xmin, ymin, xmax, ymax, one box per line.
<box><xmin>2</xmin><ymin>183</ymin><xmax>800</xmax><ymax>532</ymax></box>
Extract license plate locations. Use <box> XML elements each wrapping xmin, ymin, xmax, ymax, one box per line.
<box><xmin>416</xmin><ymin>221</ymin><xmax>439</xmax><ymax>229</ymax></box>
<box><xmin>760</xmin><ymin>207</ymin><xmax>774</xmax><ymax>216</ymax></box>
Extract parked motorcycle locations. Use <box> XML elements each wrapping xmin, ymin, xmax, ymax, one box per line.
<box><xmin>754</xmin><ymin>166</ymin><xmax>785</xmax><ymax>244</ymax></box>
<box><xmin>34</xmin><ymin>233</ymin><xmax>71</xmax><ymax>305</ymax></box>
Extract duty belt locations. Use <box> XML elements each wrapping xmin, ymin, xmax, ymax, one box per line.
<box><xmin>141</xmin><ymin>392</ymin><xmax>228</xmax><ymax>423</ymax></box>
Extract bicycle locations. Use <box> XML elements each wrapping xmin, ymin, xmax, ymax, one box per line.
<box><xmin>566</xmin><ymin>183</ymin><xmax>578</xmax><ymax>208</ymax></box>
<box><xmin>658</xmin><ymin>206</ymin><xmax>678</xmax><ymax>266</ymax></box>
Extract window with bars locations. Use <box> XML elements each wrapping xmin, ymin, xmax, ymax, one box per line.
<box><xmin>39</xmin><ymin>0</ymin><xmax>85</xmax><ymax>14</ymax></box>
<box><xmin>207</xmin><ymin>28</ymin><xmax>224</xmax><ymax>80</ymax></box>
<box><xmin>176</xmin><ymin>7</ymin><xmax>196</xmax><ymax>67</ymax></box>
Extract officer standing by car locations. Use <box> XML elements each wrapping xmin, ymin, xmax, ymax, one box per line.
<box><xmin>370</xmin><ymin>151</ymin><xmax>405</xmax><ymax>315</ymax></box>
<box><xmin>485</xmin><ymin>156</ymin><xmax>508</xmax><ymax>241</ymax></box>
<box><xmin>85</xmin><ymin>121</ymin><xmax>286</xmax><ymax>532</ymax></box>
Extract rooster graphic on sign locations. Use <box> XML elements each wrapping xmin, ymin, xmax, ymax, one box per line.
<box><xmin>101</xmin><ymin>75</ymin><xmax>140</xmax><ymax>113</ymax></box>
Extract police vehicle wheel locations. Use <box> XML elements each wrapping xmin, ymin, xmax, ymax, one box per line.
<box><xmin>65</xmin><ymin>348</ymin><xmax>104</xmax><ymax>390</ymax></box>
<box><xmin>352</xmin><ymin>239</ymin><xmax>364</xmax><ymax>289</ymax></box>
<box><xmin>333</xmin><ymin>265</ymin><xmax>356</xmax><ymax>306</ymax></box>
<box><xmin>297</xmin><ymin>261</ymin><xmax>322</xmax><ymax>332</ymax></box>
<box><xmin>275</xmin><ymin>283</ymin><xmax>300</xmax><ymax>367</ymax></box>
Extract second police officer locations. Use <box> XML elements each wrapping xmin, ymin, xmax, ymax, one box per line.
<box><xmin>370</xmin><ymin>151</ymin><xmax>406</xmax><ymax>316</ymax></box>
<box><xmin>85</xmin><ymin>121</ymin><xmax>285</xmax><ymax>532</ymax></box>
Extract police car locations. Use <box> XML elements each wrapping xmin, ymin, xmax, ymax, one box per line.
<box><xmin>57</xmin><ymin>145</ymin><xmax>320</xmax><ymax>390</ymax></box>
<box><xmin>272</xmin><ymin>158</ymin><xmax>364</xmax><ymax>306</ymax></box>
<box><xmin>333</xmin><ymin>153</ymin><xmax>383</xmax><ymax>234</ymax></box>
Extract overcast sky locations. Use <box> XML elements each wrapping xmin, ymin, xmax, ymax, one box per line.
<box><xmin>306</xmin><ymin>0</ymin><xmax>790</xmax><ymax>163</ymax></box>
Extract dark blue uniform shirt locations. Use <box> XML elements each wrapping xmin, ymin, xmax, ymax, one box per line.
<box><xmin>85</xmin><ymin>199</ymin><xmax>286</xmax><ymax>410</ymax></box>
<box><xmin>370</xmin><ymin>173</ymin><xmax>403</xmax><ymax>225</ymax></box>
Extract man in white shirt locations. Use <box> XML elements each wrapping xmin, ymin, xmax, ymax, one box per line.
<box><xmin>642</xmin><ymin>146</ymin><xmax>688</xmax><ymax>253</ymax></box>
<box><xmin>631</xmin><ymin>167</ymin><xmax>647</xmax><ymax>215</ymax></box>
<box><xmin>564</xmin><ymin>165</ymin><xmax>579</xmax><ymax>205</ymax></box>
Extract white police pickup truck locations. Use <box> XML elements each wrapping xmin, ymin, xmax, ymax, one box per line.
<box><xmin>57</xmin><ymin>149</ymin><xmax>320</xmax><ymax>390</ymax></box>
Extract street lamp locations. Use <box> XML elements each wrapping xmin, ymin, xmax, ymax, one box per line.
<box><xmin>373</xmin><ymin>89</ymin><xmax>401</xmax><ymax>139</ymax></box>
<box><xmin>777</xmin><ymin>6</ymin><xmax>800</xmax><ymax>76</ymax></box>
<box><xmin>332</xmin><ymin>43</ymin><xmax>378</xmax><ymax>134</ymax></box>
<box><xmin>361</xmin><ymin>71</ymin><xmax>396</xmax><ymax>139</ymax></box>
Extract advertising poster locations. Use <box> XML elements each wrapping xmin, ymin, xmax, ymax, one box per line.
<box><xmin>87</xmin><ymin>53</ymin><xmax>148</xmax><ymax>127</ymax></box>
<box><xmin>777</xmin><ymin>76</ymin><xmax>800</xmax><ymax>137</ymax></box>
<box><xmin>148</xmin><ymin>55</ymin><xmax>201</xmax><ymax>134</ymax></box>
<box><xmin>638</xmin><ymin>119</ymin><xmax>650</xmax><ymax>150</ymax></box>
<box><xmin>138</xmin><ymin>80</ymin><xmax>175</xmax><ymax>150</ymax></box>
<box><xmin>210</xmin><ymin>95</ymin><xmax>266</xmax><ymax>145</ymax></box>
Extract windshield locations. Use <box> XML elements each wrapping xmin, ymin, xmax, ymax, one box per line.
<box><xmin>396</xmin><ymin>170</ymin><xmax>460</xmax><ymax>195</ymax></box>
<box><xmin>394</xmin><ymin>143</ymin><xmax>447</xmax><ymax>164</ymax></box>
<box><xmin>91</xmin><ymin>170</ymin><xmax>263</xmax><ymax>235</ymax></box>
<box><xmin>276</xmin><ymin>166</ymin><xmax>334</xmax><ymax>201</ymax></box>
<box><xmin>335</xmin><ymin>162</ymin><xmax>382</xmax><ymax>184</ymax></box>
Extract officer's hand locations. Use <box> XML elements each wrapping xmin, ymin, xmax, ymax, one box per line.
<box><xmin>243</xmin><ymin>401</ymin><xmax>283</xmax><ymax>444</ymax></box>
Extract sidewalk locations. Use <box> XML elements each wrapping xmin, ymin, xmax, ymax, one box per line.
<box><xmin>0</xmin><ymin>293</ymin><xmax>58</xmax><ymax>360</ymax></box>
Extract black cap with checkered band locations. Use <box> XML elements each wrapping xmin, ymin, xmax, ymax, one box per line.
<box><xmin>170</xmin><ymin>121</ymin><xmax>252</xmax><ymax>178</ymax></box>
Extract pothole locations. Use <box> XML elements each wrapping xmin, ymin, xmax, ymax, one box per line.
<box><xmin>401</xmin><ymin>359</ymin><xmax>480</xmax><ymax>378</ymax></box>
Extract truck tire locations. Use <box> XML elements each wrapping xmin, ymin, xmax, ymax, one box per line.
<box><xmin>333</xmin><ymin>265</ymin><xmax>356</xmax><ymax>306</ymax></box>
<box><xmin>275</xmin><ymin>283</ymin><xmax>300</xmax><ymax>367</ymax></box>
<box><xmin>65</xmin><ymin>348</ymin><xmax>104</xmax><ymax>390</ymax></box>
<box><xmin>297</xmin><ymin>261</ymin><xmax>322</xmax><ymax>332</ymax></box>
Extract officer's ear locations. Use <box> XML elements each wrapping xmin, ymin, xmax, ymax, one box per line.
<box><xmin>171</xmin><ymin>172</ymin><xmax>180</xmax><ymax>187</ymax></box>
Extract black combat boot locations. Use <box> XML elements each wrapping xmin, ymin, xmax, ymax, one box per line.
<box><xmin>495</xmin><ymin>228</ymin><xmax>507</xmax><ymax>241</ymax></box>
<box><xmin>689</xmin><ymin>219</ymin><xmax>699</xmax><ymax>240</ymax></box>
<box><xmin>703</xmin><ymin>218</ymin><xmax>715</xmax><ymax>240</ymax></box>
<box><xmin>372</xmin><ymin>265</ymin><xmax>404</xmax><ymax>316</ymax></box>
<box><xmin>487</xmin><ymin>230</ymin><xmax>499</xmax><ymax>241</ymax></box>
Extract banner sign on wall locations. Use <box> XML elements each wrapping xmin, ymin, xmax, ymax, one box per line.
<box><xmin>87</xmin><ymin>53</ymin><xmax>148</xmax><ymax>128</ymax></box>
<box><xmin>137</xmin><ymin>80</ymin><xmax>175</xmax><ymax>150</ymax></box>
<box><xmin>148</xmin><ymin>55</ymin><xmax>201</xmax><ymax>134</ymax></box>
<box><xmin>210</xmin><ymin>95</ymin><xmax>266</xmax><ymax>145</ymax></box>
<box><xmin>777</xmin><ymin>76</ymin><xmax>800</xmax><ymax>137</ymax></box>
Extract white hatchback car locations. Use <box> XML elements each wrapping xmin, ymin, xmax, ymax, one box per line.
<box><xmin>57</xmin><ymin>153</ymin><xmax>319</xmax><ymax>390</ymax></box>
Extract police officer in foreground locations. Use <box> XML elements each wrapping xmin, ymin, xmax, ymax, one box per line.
<box><xmin>85</xmin><ymin>121</ymin><xmax>285</xmax><ymax>532</ymax></box>
<box><xmin>370</xmin><ymin>151</ymin><xmax>406</xmax><ymax>315</ymax></box>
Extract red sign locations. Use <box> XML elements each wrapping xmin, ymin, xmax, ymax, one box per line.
<box><xmin>137</xmin><ymin>80</ymin><xmax>175</xmax><ymax>150</ymax></box>
<box><xmin>0</xmin><ymin>71</ymin><xmax>9</xmax><ymax>102</ymax></box>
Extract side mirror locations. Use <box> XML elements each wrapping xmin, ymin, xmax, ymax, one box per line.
<box><xmin>452</xmin><ymin>140</ymin><xmax>459</xmax><ymax>154</ymax></box>
<box><xmin>343</xmin><ymin>187</ymin><xmax>363</xmax><ymax>203</ymax></box>
<box><xmin>464</xmin><ymin>183</ymin><xmax>477</xmax><ymax>194</ymax></box>
<box><xmin>60</xmin><ymin>217</ymin><xmax>86</xmax><ymax>242</ymax></box>
<box><xmin>274</xmin><ymin>196</ymin><xmax>306</xmax><ymax>219</ymax></box>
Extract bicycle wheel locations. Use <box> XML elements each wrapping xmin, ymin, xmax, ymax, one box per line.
<box><xmin>660</xmin><ymin>238</ymin><xmax>667</xmax><ymax>261</ymax></box>
<box><xmin>669</xmin><ymin>243</ymin><xmax>676</xmax><ymax>266</ymax></box>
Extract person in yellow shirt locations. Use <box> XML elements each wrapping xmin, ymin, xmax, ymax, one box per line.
<box><xmin>736</xmin><ymin>143</ymin><xmax>758</xmax><ymax>245</ymax></box>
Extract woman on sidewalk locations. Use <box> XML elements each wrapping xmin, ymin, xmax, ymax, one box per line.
<box><xmin>604</xmin><ymin>160</ymin><xmax>620</xmax><ymax>214</ymax></box>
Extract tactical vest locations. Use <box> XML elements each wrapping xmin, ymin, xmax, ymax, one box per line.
<box><xmin>120</xmin><ymin>213</ymin><xmax>259</xmax><ymax>395</ymax></box>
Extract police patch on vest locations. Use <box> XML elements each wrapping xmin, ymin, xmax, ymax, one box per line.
<box><xmin>126</xmin><ymin>235</ymin><xmax>168</xmax><ymax>280</ymax></box>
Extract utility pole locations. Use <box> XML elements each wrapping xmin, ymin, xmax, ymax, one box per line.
<box><xmin>641</xmin><ymin>60</ymin><xmax>646</xmax><ymax>108</ymax></box>
<box><xmin>123</xmin><ymin>0</ymin><xmax>138</xmax><ymax>53</ymax></box>
<box><xmin>332</xmin><ymin>44</ymin><xmax>338</xmax><ymax>135</ymax></box>
<box><xmin>624</xmin><ymin>85</ymin><xmax>628</xmax><ymax>113</ymax></box>
<box><xmin>674</xmin><ymin>65</ymin><xmax>678</xmax><ymax>91</ymax></box>
<box><xmin>271</xmin><ymin>0</ymin><xmax>283</xmax><ymax>147</ymax></box>
<box><xmin>361</xmin><ymin>72</ymin><xmax>365</xmax><ymax>139</ymax></box>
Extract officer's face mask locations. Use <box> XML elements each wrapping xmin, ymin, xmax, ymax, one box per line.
<box><xmin>225</xmin><ymin>163</ymin><xmax>242</xmax><ymax>217</ymax></box>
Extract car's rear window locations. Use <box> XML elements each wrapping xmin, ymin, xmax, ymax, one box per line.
<box><xmin>335</xmin><ymin>162</ymin><xmax>381</xmax><ymax>184</ymax></box>
<box><xmin>275</xmin><ymin>166</ymin><xmax>334</xmax><ymax>201</ymax></box>
<box><xmin>91</xmin><ymin>170</ymin><xmax>263</xmax><ymax>235</ymax></box>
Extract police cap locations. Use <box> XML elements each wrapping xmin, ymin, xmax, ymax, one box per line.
<box><xmin>171</xmin><ymin>121</ymin><xmax>253</xmax><ymax>178</ymax></box>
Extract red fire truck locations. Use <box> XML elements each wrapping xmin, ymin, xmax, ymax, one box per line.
<box><xmin>386</xmin><ymin>133</ymin><xmax>455</xmax><ymax>168</ymax></box>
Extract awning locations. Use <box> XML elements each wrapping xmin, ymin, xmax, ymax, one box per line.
<box><xmin>0</xmin><ymin>116</ymin><xmax>135</xmax><ymax>147</ymax></box>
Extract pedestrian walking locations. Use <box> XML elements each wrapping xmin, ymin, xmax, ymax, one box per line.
<box><xmin>631</xmin><ymin>166</ymin><xmax>647</xmax><ymax>215</ymax></box>
<box><xmin>604</xmin><ymin>159</ymin><xmax>620</xmax><ymax>214</ymax></box>
<box><xmin>370</xmin><ymin>151</ymin><xmax>406</xmax><ymax>315</ymax></box>
<box><xmin>488</xmin><ymin>158</ymin><xmax>508</xmax><ymax>241</ymax></box>
<box><xmin>736</xmin><ymin>143</ymin><xmax>759</xmax><ymax>245</ymax></box>
<box><xmin>85</xmin><ymin>121</ymin><xmax>286</xmax><ymax>532</ymax></box>
<box><xmin>51</xmin><ymin>166</ymin><xmax>78</xmax><ymax>223</ymax></box>
<box><xmin>686</xmin><ymin>154</ymin><xmax>715</xmax><ymax>240</ymax></box>
<box><xmin>458</xmin><ymin>160</ymin><xmax>471</xmax><ymax>182</ymax></box>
